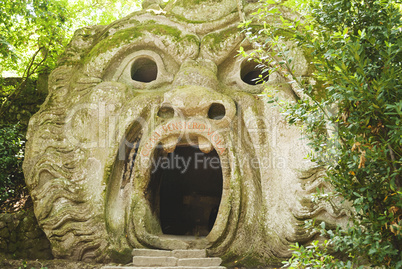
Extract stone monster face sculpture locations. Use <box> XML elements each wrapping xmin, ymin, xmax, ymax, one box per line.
<box><xmin>23</xmin><ymin>0</ymin><xmax>349</xmax><ymax>266</ymax></box>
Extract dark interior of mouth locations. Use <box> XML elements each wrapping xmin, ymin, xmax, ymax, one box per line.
<box><xmin>148</xmin><ymin>146</ymin><xmax>223</xmax><ymax>236</ymax></box>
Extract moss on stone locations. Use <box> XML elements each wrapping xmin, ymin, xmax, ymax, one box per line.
<box><xmin>83</xmin><ymin>28</ymin><xmax>142</xmax><ymax>64</ymax></box>
<box><xmin>167</xmin><ymin>13</ymin><xmax>207</xmax><ymax>24</ymax></box>
<box><xmin>203</xmin><ymin>27</ymin><xmax>242</xmax><ymax>51</ymax></box>
<box><xmin>221</xmin><ymin>250</ymin><xmax>282</xmax><ymax>268</ymax></box>
<box><xmin>0</xmin><ymin>227</ymin><xmax>9</xmax><ymax>238</ymax></box>
<box><xmin>166</xmin><ymin>6</ymin><xmax>238</xmax><ymax>24</ymax></box>
<box><xmin>83</xmin><ymin>23</ymin><xmax>194</xmax><ymax>65</ymax></box>
<box><xmin>109</xmin><ymin>247</ymin><xmax>132</xmax><ymax>264</ymax></box>
<box><xmin>174</xmin><ymin>0</ymin><xmax>223</xmax><ymax>8</ymax></box>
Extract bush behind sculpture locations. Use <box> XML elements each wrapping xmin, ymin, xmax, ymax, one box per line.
<box><xmin>0</xmin><ymin>124</ymin><xmax>25</xmax><ymax>204</ymax></box>
<box><xmin>242</xmin><ymin>0</ymin><xmax>402</xmax><ymax>267</ymax></box>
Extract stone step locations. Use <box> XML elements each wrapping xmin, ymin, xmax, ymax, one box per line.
<box><xmin>132</xmin><ymin>256</ymin><xmax>177</xmax><ymax>267</ymax></box>
<box><xmin>173</xmin><ymin>249</ymin><xmax>206</xmax><ymax>258</ymax></box>
<box><xmin>132</xmin><ymin>257</ymin><xmax>222</xmax><ymax>267</ymax></box>
<box><xmin>177</xmin><ymin>258</ymin><xmax>222</xmax><ymax>267</ymax></box>
<box><xmin>102</xmin><ymin>267</ymin><xmax>226</xmax><ymax>269</ymax></box>
<box><xmin>132</xmin><ymin>249</ymin><xmax>173</xmax><ymax>257</ymax></box>
<box><xmin>132</xmin><ymin>249</ymin><xmax>206</xmax><ymax>258</ymax></box>
<box><xmin>100</xmin><ymin>248</ymin><xmax>225</xmax><ymax>268</ymax></box>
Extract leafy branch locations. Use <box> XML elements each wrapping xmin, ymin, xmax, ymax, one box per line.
<box><xmin>0</xmin><ymin>45</ymin><xmax>48</xmax><ymax>118</ymax></box>
<box><xmin>241</xmin><ymin>0</ymin><xmax>402</xmax><ymax>267</ymax></box>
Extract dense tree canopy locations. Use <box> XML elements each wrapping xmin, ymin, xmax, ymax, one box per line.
<box><xmin>0</xmin><ymin>0</ymin><xmax>141</xmax><ymax>75</ymax></box>
<box><xmin>242</xmin><ymin>0</ymin><xmax>401</xmax><ymax>267</ymax></box>
<box><xmin>0</xmin><ymin>0</ymin><xmax>141</xmax><ymax>208</ymax></box>
<box><xmin>0</xmin><ymin>0</ymin><xmax>141</xmax><ymax>118</ymax></box>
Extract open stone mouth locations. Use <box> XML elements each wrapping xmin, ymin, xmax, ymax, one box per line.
<box><xmin>122</xmin><ymin>119</ymin><xmax>227</xmax><ymax>242</ymax></box>
<box><xmin>149</xmin><ymin>145</ymin><xmax>222</xmax><ymax>236</ymax></box>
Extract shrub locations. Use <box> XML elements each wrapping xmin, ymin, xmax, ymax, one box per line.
<box><xmin>241</xmin><ymin>0</ymin><xmax>402</xmax><ymax>267</ymax></box>
<box><xmin>0</xmin><ymin>124</ymin><xmax>25</xmax><ymax>205</ymax></box>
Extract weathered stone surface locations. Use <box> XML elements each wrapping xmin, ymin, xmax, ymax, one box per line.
<box><xmin>0</xmin><ymin>239</ymin><xmax>7</xmax><ymax>250</ymax></box>
<box><xmin>0</xmin><ymin>227</ymin><xmax>9</xmax><ymax>238</ymax></box>
<box><xmin>173</xmin><ymin>249</ymin><xmax>206</xmax><ymax>258</ymax></box>
<box><xmin>177</xmin><ymin>257</ymin><xmax>222</xmax><ymax>267</ymax></box>
<box><xmin>23</xmin><ymin>0</ymin><xmax>351</xmax><ymax>267</ymax></box>
<box><xmin>132</xmin><ymin>256</ymin><xmax>177</xmax><ymax>266</ymax></box>
<box><xmin>0</xmin><ymin>210</ymin><xmax>52</xmax><ymax>260</ymax></box>
<box><xmin>132</xmin><ymin>249</ymin><xmax>172</xmax><ymax>257</ymax></box>
<box><xmin>129</xmin><ymin>249</ymin><xmax>220</xmax><ymax>268</ymax></box>
<box><xmin>102</xmin><ymin>267</ymin><xmax>226</xmax><ymax>269</ymax></box>
<box><xmin>132</xmin><ymin>249</ymin><xmax>208</xmax><ymax>259</ymax></box>
<box><xmin>7</xmin><ymin>242</ymin><xmax>17</xmax><ymax>253</ymax></box>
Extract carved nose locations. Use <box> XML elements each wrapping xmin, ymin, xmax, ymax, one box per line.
<box><xmin>160</xmin><ymin>85</ymin><xmax>236</xmax><ymax>127</ymax></box>
<box><xmin>158</xmin><ymin>59</ymin><xmax>236</xmax><ymax>127</ymax></box>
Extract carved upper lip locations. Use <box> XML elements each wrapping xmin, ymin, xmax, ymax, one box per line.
<box><xmin>137</xmin><ymin>118</ymin><xmax>227</xmax><ymax>162</ymax></box>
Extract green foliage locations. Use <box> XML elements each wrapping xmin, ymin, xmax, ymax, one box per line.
<box><xmin>282</xmin><ymin>241</ymin><xmax>340</xmax><ymax>268</ymax></box>
<box><xmin>0</xmin><ymin>124</ymin><xmax>25</xmax><ymax>204</ymax></box>
<box><xmin>282</xmin><ymin>220</ymin><xmax>370</xmax><ymax>268</ymax></box>
<box><xmin>0</xmin><ymin>0</ymin><xmax>141</xmax><ymax>76</ymax></box>
<box><xmin>241</xmin><ymin>0</ymin><xmax>402</xmax><ymax>267</ymax></box>
<box><xmin>0</xmin><ymin>77</ymin><xmax>44</xmax><ymax>127</ymax></box>
<box><xmin>0</xmin><ymin>1</ymin><xmax>141</xmax><ymax>207</ymax></box>
<box><xmin>1</xmin><ymin>0</ymin><xmax>67</xmax><ymax>75</ymax></box>
<box><xmin>0</xmin><ymin>0</ymin><xmax>141</xmax><ymax>118</ymax></box>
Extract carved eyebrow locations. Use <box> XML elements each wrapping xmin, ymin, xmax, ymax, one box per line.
<box><xmin>200</xmin><ymin>26</ymin><xmax>245</xmax><ymax>65</ymax></box>
<box><xmin>82</xmin><ymin>23</ymin><xmax>200</xmax><ymax>78</ymax></box>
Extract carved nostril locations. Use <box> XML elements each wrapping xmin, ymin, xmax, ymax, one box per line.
<box><xmin>158</xmin><ymin>105</ymin><xmax>175</xmax><ymax>119</ymax></box>
<box><xmin>208</xmin><ymin>103</ymin><xmax>226</xmax><ymax>120</ymax></box>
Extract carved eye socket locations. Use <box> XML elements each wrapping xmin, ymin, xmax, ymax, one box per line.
<box><xmin>240</xmin><ymin>60</ymin><xmax>269</xmax><ymax>85</ymax></box>
<box><xmin>131</xmin><ymin>57</ymin><xmax>158</xmax><ymax>83</ymax></box>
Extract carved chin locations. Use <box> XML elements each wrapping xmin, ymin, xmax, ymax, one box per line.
<box><xmin>106</xmin><ymin>116</ymin><xmax>245</xmax><ymax>252</ymax></box>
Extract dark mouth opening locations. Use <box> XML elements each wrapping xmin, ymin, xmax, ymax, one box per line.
<box><xmin>148</xmin><ymin>145</ymin><xmax>223</xmax><ymax>236</ymax></box>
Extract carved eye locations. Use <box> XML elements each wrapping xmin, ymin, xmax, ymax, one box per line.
<box><xmin>131</xmin><ymin>57</ymin><xmax>158</xmax><ymax>83</ymax></box>
<box><xmin>240</xmin><ymin>60</ymin><xmax>269</xmax><ymax>85</ymax></box>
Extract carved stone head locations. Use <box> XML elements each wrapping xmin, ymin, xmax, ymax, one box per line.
<box><xmin>23</xmin><ymin>0</ymin><xmax>349</xmax><ymax>266</ymax></box>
